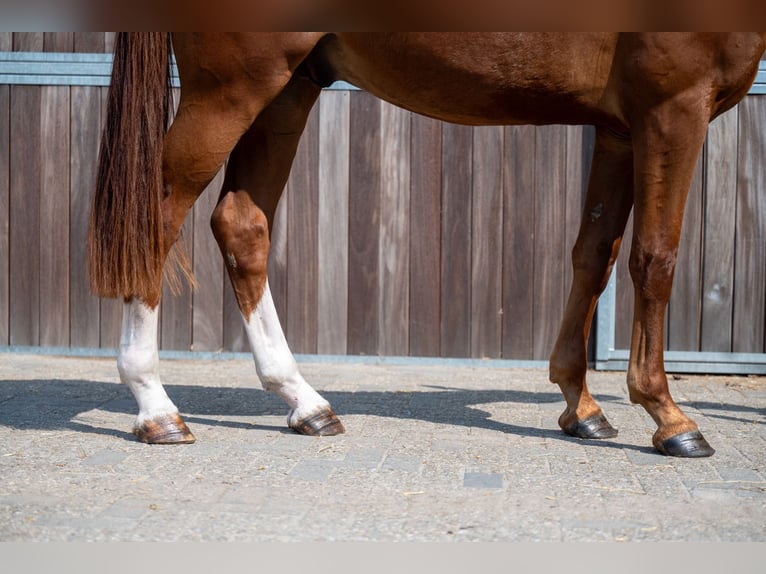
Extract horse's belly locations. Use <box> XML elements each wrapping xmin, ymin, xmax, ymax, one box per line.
<box><xmin>326</xmin><ymin>32</ymin><xmax>620</xmax><ymax>127</ymax></box>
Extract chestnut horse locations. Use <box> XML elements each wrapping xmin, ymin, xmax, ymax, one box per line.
<box><xmin>89</xmin><ymin>33</ymin><xmax>766</xmax><ymax>457</ymax></box>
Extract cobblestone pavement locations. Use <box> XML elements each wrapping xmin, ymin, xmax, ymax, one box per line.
<box><xmin>0</xmin><ymin>352</ymin><xmax>764</xmax><ymax>541</ymax></box>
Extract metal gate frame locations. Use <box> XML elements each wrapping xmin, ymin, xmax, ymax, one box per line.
<box><xmin>594</xmin><ymin>272</ymin><xmax>766</xmax><ymax>374</ymax></box>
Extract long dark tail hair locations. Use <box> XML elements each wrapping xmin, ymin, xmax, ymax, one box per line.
<box><xmin>88</xmin><ymin>32</ymin><xmax>174</xmax><ymax>302</ymax></box>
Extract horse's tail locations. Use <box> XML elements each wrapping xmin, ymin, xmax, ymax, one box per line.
<box><xmin>88</xmin><ymin>32</ymin><xmax>173</xmax><ymax>302</ymax></box>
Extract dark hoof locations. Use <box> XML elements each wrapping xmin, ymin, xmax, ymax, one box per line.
<box><xmin>133</xmin><ymin>413</ymin><xmax>196</xmax><ymax>444</ymax></box>
<box><xmin>290</xmin><ymin>409</ymin><xmax>345</xmax><ymax>436</ymax></box>
<box><xmin>562</xmin><ymin>413</ymin><xmax>618</xmax><ymax>439</ymax></box>
<box><xmin>655</xmin><ymin>430</ymin><xmax>715</xmax><ymax>458</ymax></box>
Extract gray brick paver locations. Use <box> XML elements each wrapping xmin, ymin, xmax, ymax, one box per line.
<box><xmin>0</xmin><ymin>353</ymin><xmax>764</xmax><ymax>541</ymax></box>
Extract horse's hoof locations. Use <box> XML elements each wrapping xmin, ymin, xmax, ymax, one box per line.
<box><xmin>655</xmin><ymin>430</ymin><xmax>714</xmax><ymax>457</ymax></box>
<box><xmin>562</xmin><ymin>413</ymin><xmax>618</xmax><ymax>439</ymax></box>
<box><xmin>133</xmin><ymin>413</ymin><xmax>196</xmax><ymax>444</ymax></box>
<box><xmin>289</xmin><ymin>409</ymin><xmax>345</xmax><ymax>436</ymax></box>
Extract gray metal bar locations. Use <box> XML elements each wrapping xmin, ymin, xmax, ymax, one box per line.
<box><xmin>0</xmin><ymin>344</ymin><xmax>548</xmax><ymax>369</ymax></box>
<box><xmin>593</xmin><ymin>271</ymin><xmax>766</xmax><ymax>374</ymax></box>
<box><xmin>0</xmin><ymin>51</ymin><xmax>358</xmax><ymax>89</ymax></box>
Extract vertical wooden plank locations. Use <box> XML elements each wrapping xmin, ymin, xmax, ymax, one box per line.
<box><xmin>614</xmin><ymin>214</ymin><xmax>635</xmax><ymax>350</ymax></box>
<box><xmin>69</xmin><ymin>86</ymin><xmax>101</xmax><ymax>347</ymax></box>
<box><xmin>0</xmin><ymin>86</ymin><xmax>9</xmax><ymax>345</ymax></box>
<box><xmin>563</xmin><ymin>126</ymin><xmax>586</xmax><ymax>299</ymax></box>
<box><xmin>378</xmin><ymin>102</ymin><xmax>410</xmax><ymax>356</ymax></box>
<box><xmin>667</xmin><ymin>148</ymin><xmax>704</xmax><ymax>351</ymax></box>
<box><xmin>39</xmin><ymin>86</ymin><xmax>70</xmax><ymax>347</ymax></box>
<box><xmin>733</xmin><ymin>96</ymin><xmax>766</xmax><ymax>352</ymax></box>
<box><xmin>13</xmin><ymin>33</ymin><xmax>44</xmax><ymax>51</ymax></box>
<box><xmin>268</xmin><ymin>182</ymin><xmax>289</xmax><ymax>341</ymax></box>
<box><xmin>43</xmin><ymin>33</ymin><xmax>74</xmax><ymax>52</ymax></box>
<box><xmin>286</xmin><ymin>104</ymin><xmax>319</xmax><ymax>354</ymax></box>
<box><xmin>470</xmin><ymin>126</ymin><xmax>503</xmax><ymax>358</ymax></box>
<box><xmin>191</xmin><ymin>168</ymin><xmax>225</xmax><ymax>352</ymax></box>
<box><xmin>0</xmin><ymin>34</ymin><xmax>12</xmax><ymax>51</ymax></box>
<box><xmin>502</xmin><ymin>125</ymin><xmax>536</xmax><ymax>359</ymax></box>
<box><xmin>160</xmin><ymin>217</ymin><xmax>194</xmax><ymax>351</ymax></box>
<box><xmin>409</xmin><ymin>115</ymin><xmax>442</xmax><ymax>357</ymax></box>
<box><xmin>317</xmin><ymin>90</ymin><xmax>350</xmax><ymax>355</ymax></box>
<box><xmin>347</xmin><ymin>92</ymin><xmax>381</xmax><ymax>355</ymax></box>
<box><xmin>222</xmin><ymin>273</ymin><xmax>249</xmax><ymax>352</ymax></box>
<box><xmin>9</xmin><ymin>86</ymin><xmax>41</xmax><ymax>345</ymax></box>
<box><xmin>701</xmin><ymin>109</ymin><xmax>738</xmax><ymax>352</ymax></box>
<box><xmin>74</xmin><ymin>33</ymin><xmax>105</xmax><ymax>53</ymax></box>
<box><xmin>532</xmin><ymin>125</ymin><xmax>567</xmax><ymax>360</ymax></box>
<box><xmin>104</xmin><ymin>33</ymin><xmax>116</xmax><ymax>54</ymax></box>
<box><xmin>440</xmin><ymin>123</ymin><xmax>472</xmax><ymax>358</ymax></box>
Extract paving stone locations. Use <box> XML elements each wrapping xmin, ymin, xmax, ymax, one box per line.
<box><xmin>0</xmin><ymin>353</ymin><xmax>764</xmax><ymax>541</ymax></box>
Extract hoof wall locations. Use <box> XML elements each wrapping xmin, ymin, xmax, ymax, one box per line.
<box><xmin>290</xmin><ymin>409</ymin><xmax>345</xmax><ymax>436</ymax></box>
<box><xmin>562</xmin><ymin>413</ymin><xmax>618</xmax><ymax>439</ymax></box>
<box><xmin>656</xmin><ymin>430</ymin><xmax>714</xmax><ymax>458</ymax></box>
<box><xmin>133</xmin><ymin>413</ymin><xmax>196</xmax><ymax>444</ymax></box>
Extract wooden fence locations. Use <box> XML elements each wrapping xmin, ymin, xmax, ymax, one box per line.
<box><xmin>1</xmin><ymin>32</ymin><xmax>765</xmax><ymax>367</ymax></box>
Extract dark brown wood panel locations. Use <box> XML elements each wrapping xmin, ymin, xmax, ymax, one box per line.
<box><xmin>160</xmin><ymin>217</ymin><xmax>194</xmax><ymax>350</ymax></box>
<box><xmin>440</xmin><ymin>123</ymin><xmax>473</xmax><ymax>358</ymax></box>
<box><xmin>502</xmin><ymin>125</ymin><xmax>536</xmax><ymax>359</ymax></box>
<box><xmin>286</xmin><ymin>104</ymin><xmax>319</xmax><ymax>354</ymax></box>
<box><xmin>39</xmin><ymin>86</ymin><xmax>70</xmax><ymax>347</ymax></box>
<box><xmin>0</xmin><ymin>85</ymin><xmax>9</xmax><ymax>345</ymax></box>
<box><xmin>317</xmin><ymin>90</ymin><xmax>349</xmax><ymax>355</ymax></box>
<box><xmin>69</xmin><ymin>86</ymin><xmax>102</xmax><ymax>348</ymax></box>
<box><xmin>378</xmin><ymin>103</ymin><xmax>410</xmax><ymax>356</ymax></box>
<box><xmin>347</xmin><ymin>92</ymin><xmax>381</xmax><ymax>355</ymax></box>
<box><xmin>409</xmin><ymin>115</ymin><xmax>442</xmax><ymax>357</ymax></box>
<box><xmin>0</xmin><ymin>76</ymin><xmax>764</xmax><ymax>362</ymax></box>
<box><xmin>470</xmin><ymin>126</ymin><xmax>504</xmax><ymax>358</ymax></box>
<box><xmin>733</xmin><ymin>96</ymin><xmax>766</xmax><ymax>353</ymax></box>
<box><xmin>701</xmin><ymin>110</ymin><xmax>738</xmax><ymax>352</ymax></box>
<box><xmin>667</xmin><ymin>150</ymin><xmax>704</xmax><ymax>351</ymax></box>
<box><xmin>13</xmin><ymin>33</ymin><xmax>43</xmax><ymax>52</ymax></box>
<box><xmin>532</xmin><ymin>125</ymin><xmax>567</xmax><ymax>360</ymax></box>
<box><xmin>9</xmin><ymin>86</ymin><xmax>41</xmax><ymax>345</ymax></box>
<box><xmin>44</xmin><ymin>33</ymin><xmax>74</xmax><ymax>52</ymax></box>
<box><xmin>191</xmin><ymin>169</ymin><xmax>225</xmax><ymax>352</ymax></box>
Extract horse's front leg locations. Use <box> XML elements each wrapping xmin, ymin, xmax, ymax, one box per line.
<box><xmin>627</xmin><ymin>98</ymin><xmax>714</xmax><ymax>457</ymax></box>
<box><xmin>211</xmin><ymin>77</ymin><xmax>344</xmax><ymax>436</ymax></box>
<box><xmin>549</xmin><ymin>127</ymin><xmax>633</xmax><ymax>439</ymax></box>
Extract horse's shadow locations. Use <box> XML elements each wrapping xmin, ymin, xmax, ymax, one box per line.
<box><xmin>1</xmin><ymin>376</ymin><xmax>747</xmax><ymax>454</ymax></box>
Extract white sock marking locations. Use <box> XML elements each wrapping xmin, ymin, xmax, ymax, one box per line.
<box><xmin>243</xmin><ymin>281</ymin><xmax>330</xmax><ymax>423</ymax></box>
<box><xmin>117</xmin><ymin>299</ymin><xmax>178</xmax><ymax>424</ymax></box>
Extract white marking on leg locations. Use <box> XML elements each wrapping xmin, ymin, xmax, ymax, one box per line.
<box><xmin>243</xmin><ymin>281</ymin><xmax>331</xmax><ymax>424</ymax></box>
<box><xmin>117</xmin><ymin>299</ymin><xmax>179</xmax><ymax>426</ymax></box>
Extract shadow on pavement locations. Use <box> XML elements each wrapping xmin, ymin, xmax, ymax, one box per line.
<box><xmin>2</xmin><ymin>376</ymin><xmax>744</xmax><ymax>455</ymax></box>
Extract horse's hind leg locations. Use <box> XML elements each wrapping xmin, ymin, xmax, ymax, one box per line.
<box><xmin>120</xmin><ymin>38</ymin><xmax>323</xmax><ymax>443</ymax></box>
<box><xmin>211</xmin><ymin>76</ymin><xmax>344</xmax><ymax>436</ymax></box>
<box><xmin>549</xmin><ymin>128</ymin><xmax>633</xmax><ymax>439</ymax></box>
